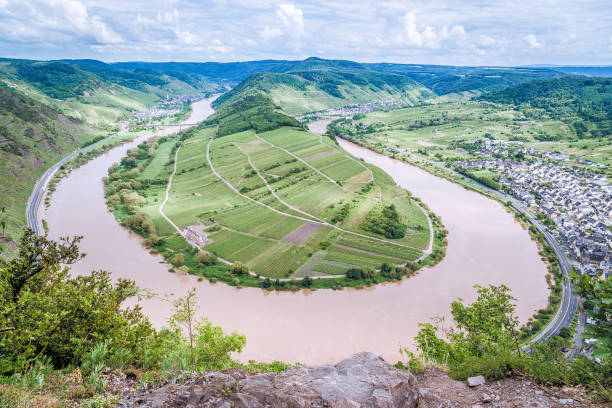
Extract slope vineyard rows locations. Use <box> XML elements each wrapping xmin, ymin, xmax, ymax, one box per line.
<box><xmin>104</xmin><ymin>121</ymin><xmax>444</xmax><ymax>288</ymax></box>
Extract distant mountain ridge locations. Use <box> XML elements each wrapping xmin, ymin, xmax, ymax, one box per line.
<box><xmin>0</xmin><ymin>58</ymin><xmax>215</xmax><ymax>103</ymax></box>
<box><xmin>43</xmin><ymin>56</ymin><xmax>578</xmax><ymax>96</ymax></box>
<box><xmin>523</xmin><ymin>65</ymin><xmax>612</xmax><ymax>77</ymax></box>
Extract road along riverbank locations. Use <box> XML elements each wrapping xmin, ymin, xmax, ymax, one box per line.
<box><xmin>43</xmin><ymin>105</ymin><xmax>548</xmax><ymax>365</ymax></box>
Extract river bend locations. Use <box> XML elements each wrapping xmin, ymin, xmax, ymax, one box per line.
<box><xmin>43</xmin><ymin>107</ymin><xmax>548</xmax><ymax>364</ymax></box>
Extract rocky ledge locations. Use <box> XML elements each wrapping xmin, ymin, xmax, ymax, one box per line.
<box><xmin>118</xmin><ymin>352</ymin><xmax>592</xmax><ymax>408</ymax></box>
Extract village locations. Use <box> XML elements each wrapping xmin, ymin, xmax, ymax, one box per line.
<box><xmin>454</xmin><ymin>138</ymin><xmax>611</xmax><ymax>279</ymax></box>
<box><xmin>121</xmin><ymin>95</ymin><xmax>200</xmax><ymax>127</ymax></box>
<box><xmin>300</xmin><ymin>99</ymin><xmax>409</xmax><ymax>121</ymax></box>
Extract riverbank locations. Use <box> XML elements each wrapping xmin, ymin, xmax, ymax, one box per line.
<box><xmin>333</xmin><ymin>131</ymin><xmax>576</xmax><ymax>345</ymax></box>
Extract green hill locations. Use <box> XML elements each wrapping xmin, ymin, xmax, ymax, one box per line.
<box><xmin>480</xmin><ymin>77</ymin><xmax>612</xmax><ymax>138</ymax></box>
<box><xmin>205</xmin><ymin>93</ymin><xmax>302</xmax><ymax>136</ymax></box>
<box><xmin>213</xmin><ymin>60</ymin><xmax>435</xmax><ymax>115</ymax></box>
<box><xmin>0</xmin><ymin>59</ymin><xmax>215</xmax><ymax>126</ymax></box>
<box><xmin>0</xmin><ymin>59</ymin><xmax>216</xmax><ymax>253</ymax></box>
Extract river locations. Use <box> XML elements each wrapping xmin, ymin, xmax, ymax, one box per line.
<box><xmin>43</xmin><ymin>108</ymin><xmax>549</xmax><ymax>365</ymax></box>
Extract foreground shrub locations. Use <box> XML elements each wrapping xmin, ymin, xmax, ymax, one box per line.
<box><xmin>0</xmin><ymin>230</ymin><xmax>159</xmax><ymax>373</ymax></box>
<box><xmin>411</xmin><ymin>283</ymin><xmax>612</xmax><ymax>401</ymax></box>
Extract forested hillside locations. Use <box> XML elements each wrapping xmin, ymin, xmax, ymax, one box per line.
<box><xmin>480</xmin><ymin>77</ymin><xmax>612</xmax><ymax>138</ymax></box>
<box><xmin>0</xmin><ymin>86</ymin><xmax>97</xmax><ymax>247</ymax></box>
<box><xmin>97</xmin><ymin>57</ymin><xmax>565</xmax><ymax>98</ymax></box>
<box><xmin>0</xmin><ymin>59</ymin><xmax>217</xmax><ymax>129</ymax></box>
<box><xmin>205</xmin><ymin>93</ymin><xmax>301</xmax><ymax>136</ymax></box>
<box><xmin>0</xmin><ymin>59</ymin><xmax>215</xmax><ymax>252</ymax></box>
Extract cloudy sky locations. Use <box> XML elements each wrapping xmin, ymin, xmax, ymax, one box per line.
<box><xmin>1</xmin><ymin>0</ymin><xmax>611</xmax><ymax>65</ymax></box>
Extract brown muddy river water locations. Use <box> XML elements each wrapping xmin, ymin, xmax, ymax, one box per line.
<box><xmin>43</xmin><ymin>104</ymin><xmax>548</xmax><ymax>365</ymax></box>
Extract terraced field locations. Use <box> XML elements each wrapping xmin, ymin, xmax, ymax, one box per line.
<box><xmin>135</xmin><ymin>125</ymin><xmax>432</xmax><ymax>279</ymax></box>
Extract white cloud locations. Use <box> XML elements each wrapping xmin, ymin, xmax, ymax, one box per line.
<box><xmin>401</xmin><ymin>12</ymin><xmax>466</xmax><ymax>49</ymax></box>
<box><xmin>260</xmin><ymin>26</ymin><xmax>283</xmax><ymax>39</ymax></box>
<box><xmin>276</xmin><ymin>3</ymin><xmax>304</xmax><ymax>37</ymax></box>
<box><xmin>525</xmin><ymin>33</ymin><xmax>542</xmax><ymax>48</ymax></box>
<box><xmin>0</xmin><ymin>0</ymin><xmax>122</xmax><ymax>44</ymax></box>
<box><xmin>176</xmin><ymin>30</ymin><xmax>200</xmax><ymax>45</ymax></box>
<box><xmin>158</xmin><ymin>9</ymin><xmax>180</xmax><ymax>24</ymax></box>
<box><xmin>259</xmin><ymin>3</ymin><xmax>304</xmax><ymax>42</ymax></box>
<box><xmin>476</xmin><ymin>34</ymin><xmax>496</xmax><ymax>48</ymax></box>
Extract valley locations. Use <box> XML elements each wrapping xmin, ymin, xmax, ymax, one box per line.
<box><xmin>1</xmin><ymin>2</ymin><xmax>611</xmax><ymax>404</ymax></box>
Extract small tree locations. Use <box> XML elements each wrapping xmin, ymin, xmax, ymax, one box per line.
<box><xmin>229</xmin><ymin>262</ymin><xmax>249</xmax><ymax>276</ymax></box>
<box><xmin>0</xmin><ymin>206</ymin><xmax>7</xmax><ymax>236</ymax></box>
<box><xmin>572</xmin><ymin>272</ymin><xmax>612</xmax><ymax>361</ymax></box>
<box><xmin>301</xmin><ymin>276</ymin><xmax>313</xmax><ymax>287</ymax></box>
<box><xmin>169</xmin><ymin>288</ymin><xmax>199</xmax><ymax>371</ymax></box>
<box><xmin>415</xmin><ymin>284</ymin><xmax>522</xmax><ymax>367</ymax></box>
<box><xmin>194</xmin><ymin>252</ymin><xmax>216</xmax><ymax>265</ymax></box>
<box><xmin>173</xmin><ymin>253</ymin><xmax>185</xmax><ymax>267</ymax></box>
<box><xmin>0</xmin><ymin>230</ymin><xmax>155</xmax><ymax>372</ymax></box>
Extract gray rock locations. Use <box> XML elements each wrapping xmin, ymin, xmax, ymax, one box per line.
<box><xmin>467</xmin><ymin>375</ymin><xmax>486</xmax><ymax>387</ymax></box>
<box><xmin>481</xmin><ymin>392</ymin><xmax>493</xmax><ymax>403</ymax></box>
<box><xmin>240</xmin><ymin>352</ymin><xmax>418</xmax><ymax>407</ymax></box>
<box><xmin>120</xmin><ymin>352</ymin><xmax>418</xmax><ymax>408</ymax></box>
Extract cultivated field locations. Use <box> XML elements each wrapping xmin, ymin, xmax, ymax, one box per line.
<box><xmin>339</xmin><ymin>100</ymin><xmax>611</xmax><ymax>172</ymax></box>
<box><xmin>136</xmin><ymin>125</ymin><xmax>432</xmax><ymax>278</ymax></box>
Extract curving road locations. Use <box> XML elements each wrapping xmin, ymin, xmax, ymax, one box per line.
<box><xmin>429</xmin><ymin>161</ymin><xmax>577</xmax><ymax>344</ymax></box>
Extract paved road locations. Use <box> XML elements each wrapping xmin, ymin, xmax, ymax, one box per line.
<box><xmin>26</xmin><ymin>134</ymin><xmax>122</xmax><ymax>235</ymax></box>
<box><xmin>515</xmin><ymin>204</ymin><xmax>578</xmax><ymax>344</ymax></box>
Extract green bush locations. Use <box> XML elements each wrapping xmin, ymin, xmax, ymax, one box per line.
<box><xmin>173</xmin><ymin>253</ymin><xmax>185</xmax><ymax>267</ymax></box>
<box><xmin>194</xmin><ymin>252</ymin><xmax>216</xmax><ymax>265</ymax></box>
<box><xmin>0</xmin><ymin>230</ymin><xmax>158</xmax><ymax>373</ymax></box>
<box><xmin>361</xmin><ymin>204</ymin><xmax>406</xmax><ymax>239</ymax></box>
<box><xmin>412</xmin><ymin>283</ymin><xmax>612</xmax><ymax>402</ymax></box>
<box><xmin>229</xmin><ymin>262</ymin><xmax>249</xmax><ymax>276</ymax></box>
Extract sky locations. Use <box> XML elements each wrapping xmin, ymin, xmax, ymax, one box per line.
<box><xmin>0</xmin><ymin>0</ymin><xmax>611</xmax><ymax>66</ymax></box>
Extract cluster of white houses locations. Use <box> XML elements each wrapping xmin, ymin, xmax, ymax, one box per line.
<box><xmin>325</xmin><ymin>99</ymin><xmax>407</xmax><ymax>116</ymax></box>
<box><xmin>124</xmin><ymin>95</ymin><xmax>199</xmax><ymax>125</ymax></box>
<box><xmin>455</xmin><ymin>139</ymin><xmax>610</xmax><ymax>278</ymax></box>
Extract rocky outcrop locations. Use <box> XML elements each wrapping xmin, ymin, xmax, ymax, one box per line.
<box><xmin>118</xmin><ymin>353</ymin><xmax>593</xmax><ymax>408</ymax></box>
<box><xmin>119</xmin><ymin>352</ymin><xmax>419</xmax><ymax>407</ymax></box>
